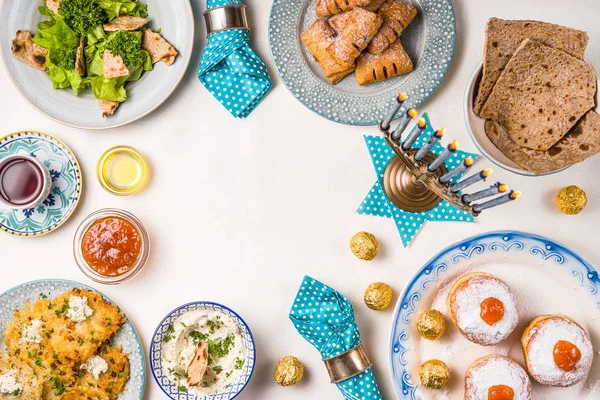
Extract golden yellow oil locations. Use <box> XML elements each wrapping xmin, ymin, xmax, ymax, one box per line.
<box><xmin>97</xmin><ymin>146</ymin><xmax>148</xmax><ymax>195</ymax></box>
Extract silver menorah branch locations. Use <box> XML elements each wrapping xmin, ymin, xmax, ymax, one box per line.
<box><xmin>378</xmin><ymin>93</ymin><xmax>521</xmax><ymax>217</ymax></box>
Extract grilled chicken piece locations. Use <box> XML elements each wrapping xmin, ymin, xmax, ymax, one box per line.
<box><xmin>98</xmin><ymin>100</ymin><xmax>120</xmax><ymax>118</ymax></box>
<box><xmin>103</xmin><ymin>16</ymin><xmax>150</xmax><ymax>32</ymax></box>
<box><xmin>103</xmin><ymin>50</ymin><xmax>129</xmax><ymax>79</ymax></box>
<box><xmin>46</xmin><ymin>0</ymin><xmax>62</xmax><ymax>14</ymax></box>
<box><xmin>142</xmin><ymin>30</ymin><xmax>178</xmax><ymax>65</ymax></box>
<box><xmin>187</xmin><ymin>341</ymin><xmax>209</xmax><ymax>386</ymax></box>
<box><xmin>11</xmin><ymin>30</ymin><xmax>48</xmax><ymax>70</ymax></box>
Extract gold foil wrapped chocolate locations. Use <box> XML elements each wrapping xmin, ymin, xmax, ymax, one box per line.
<box><xmin>364</xmin><ymin>282</ymin><xmax>393</xmax><ymax>310</ymax></box>
<box><xmin>350</xmin><ymin>232</ymin><xmax>379</xmax><ymax>260</ymax></box>
<box><xmin>419</xmin><ymin>359</ymin><xmax>449</xmax><ymax>390</ymax></box>
<box><xmin>274</xmin><ymin>356</ymin><xmax>304</xmax><ymax>386</ymax></box>
<box><xmin>555</xmin><ymin>185</ymin><xmax>587</xmax><ymax>215</ymax></box>
<box><xmin>416</xmin><ymin>310</ymin><xmax>446</xmax><ymax>341</ymax></box>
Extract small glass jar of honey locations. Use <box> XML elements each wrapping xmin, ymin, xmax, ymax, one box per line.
<box><xmin>73</xmin><ymin>209</ymin><xmax>150</xmax><ymax>284</ymax></box>
<box><xmin>97</xmin><ymin>146</ymin><xmax>148</xmax><ymax>196</ymax></box>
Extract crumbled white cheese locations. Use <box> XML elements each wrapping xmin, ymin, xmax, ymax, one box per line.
<box><xmin>21</xmin><ymin>319</ymin><xmax>43</xmax><ymax>344</ymax></box>
<box><xmin>66</xmin><ymin>295</ymin><xmax>93</xmax><ymax>323</ymax></box>
<box><xmin>81</xmin><ymin>355</ymin><xmax>108</xmax><ymax>380</ymax></box>
<box><xmin>0</xmin><ymin>371</ymin><xmax>21</xmax><ymax>395</ymax></box>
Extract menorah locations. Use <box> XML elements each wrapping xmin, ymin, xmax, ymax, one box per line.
<box><xmin>378</xmin><ymin>93</ymin><xmax>520</xmax><ymax>216</ymax></box>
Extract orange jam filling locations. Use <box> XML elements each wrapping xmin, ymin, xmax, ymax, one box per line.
<box><xmin>553</xmin><ymin>340</ymin><xmax>581</xmax><ymax>372</ymax></box>
<box><xmin>488</xmin><ymin>385</ymin><xmax>514</xmax><ymax>400</ymax></box>
<box><xmin>480</xmin><ymin>297</ymin><xmax>505</xmax><ymax>326</ymax></box>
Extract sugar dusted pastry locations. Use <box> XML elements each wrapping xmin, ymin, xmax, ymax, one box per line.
<box><xmin>464</xmin><ymin>355</ymin><xmax>532</xmax><ymax>400</ymax></box>
<box><xmin>316</xmin><ymin>0</ymin><xmax>386</xmax><ymax>18</ymax></box>
<box><xmin>355</xmin><ymin>41</ymin><xmax>413</xmax><ymax>85</ymax></box>
<box><xmin>326</xmin><ymin>8</ymin><xmax>383</xmax><ymax>68</ymax></box>
<box><xmin>521</xmin><ymin>314</ymin><xmax>593</xmax><ymax>387</ymax></box>
<box><xmin>367</xmin><ymin>0</ymin><xmax>417</xmax><ymax>54</ymax></box>
<box><xmin>447</xmin><ymin>272</ymin><xmax>519</xmax><ymax>346</ymax></box>
<box><xmin>301</xmin><ymin>19</ymin><xmax>356</xmax><ymax>84</ymax></box>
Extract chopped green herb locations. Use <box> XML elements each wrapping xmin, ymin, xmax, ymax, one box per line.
<box><xmin>177</xmin><ymin>385</ymin><xmax>188</xmax><ymax>393</ymax></box>
<box><xmin>189</xmin><ymin>330</ymin><xmax>208</xmax><ymax>344</ymax></box>
<box><xmin>208</xmin><ymin>334</ymin><xmax>235</xmax><ymax>359</ymax></box>
<box><xmin>234</xmin><ymin>357</ymin><xmax>245</xmax><ymax>370</ymax></box>
<box><xmin>58</xmin><ymin>0</ymin><xmax>107</xmax><ymax>36</ymax></box>
<box><xmin>164</xmin><ymin>324</ymin><xmax>175</xmax><ymax>343</ymax></box>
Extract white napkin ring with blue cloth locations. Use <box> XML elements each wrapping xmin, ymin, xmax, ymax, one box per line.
<box><xmin>203</xmin><ymin>5</ymin><xmax>248</xmax><ymax>36</ymax></box>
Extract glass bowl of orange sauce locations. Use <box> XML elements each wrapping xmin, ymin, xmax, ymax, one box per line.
<box><xmin>73</xmin><ymin>209</ymin><xmax>150</xmax><ymax>284</ymax></box>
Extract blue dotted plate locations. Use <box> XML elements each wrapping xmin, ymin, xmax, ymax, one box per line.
<box><xmin>269</xmin><ymin>0</ymin><xmax>456</xmax><ymax>125</ymax></box>
<box><xmin>0</xmin><ymin>279</ymin><xmax>146</xmax><ymax>400</ymax></box>
<box><xmin>389</xmin><ymin>231</ymin><xmax>600</xmax><ymax>399</ymax></box>
<box><xmin>150</xmin><ymin>302</ymin><xmax>256</xmax><ymax>400</ymax></box>
<box><xmin>0</xmin><ymin>131</ymin><xmax>82</xmax><ymax>237</ymax></box>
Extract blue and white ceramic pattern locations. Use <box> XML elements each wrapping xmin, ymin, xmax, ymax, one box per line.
<box><xmin>389</xmin><ymin>231</ymin><xmax>600</xmax><ymax>399</ymax></box>
<box><xmin>0</xmin><ymin>0</ymin><xmax>194</xmax><ymax>129</ymax></box>
<box><xmin>0</xmin><ymin>131</ymin><xmax>81</xmax><ymax>237</ymax></box>
<box><xmin>150</xmin><ymin>302</ymin><xmax>256</xmax><ymax>400</ymax></box>
<box><xmin>0</xmin><ymin>279</ymin><xmax>146</xmax><ymax>400</ymax></box>
<box><xmin>269</xmin><ymin>0</ymin><xmax>456</xmax><ymax>125</ymax></box>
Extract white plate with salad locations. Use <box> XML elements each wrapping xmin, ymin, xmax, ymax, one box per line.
<box><xmin>0</xmin><ymin>0</ymin><xmax>193</xmax><ymax>129</ymax></box>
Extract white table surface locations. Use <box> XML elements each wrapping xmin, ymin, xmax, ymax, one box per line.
<box><xmin>1</xmin><ymin>0</ymin><xmax>599</xmax><ymax>399</ymax></box>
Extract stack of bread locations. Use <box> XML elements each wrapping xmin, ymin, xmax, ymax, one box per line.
<box><xmin>301</xmin><ymin>0</ymin><xmax>417</xmax><ymax>86</ymax></box>
<box><xmin>474</xmin><ymin>18</ymin><xmax>600</xmax><ymax>174</ymax></box>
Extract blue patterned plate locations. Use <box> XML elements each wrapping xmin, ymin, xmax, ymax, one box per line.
<box><xmin>150</xmin><ymin>302</ymin><xmax>256</xmax><ymax>400</ymax></box>
<box><xmin>390</xmin><ymin>231</ymin><xmax>600</xmax><ymax>399</ymax></box>
<box><xmin>0</xmin><ymin>131</ymin><xmax>82</xmax><ymax>237</ymax></box>
<box><xmin>0</xmin><ymin>279</ymin><xmax>146</xmax><ymax>399</ymax></box>
<box><xmin>269</xmin><ymin>0</ymin><xmax>456</xmax><ymax>125</ymax></box>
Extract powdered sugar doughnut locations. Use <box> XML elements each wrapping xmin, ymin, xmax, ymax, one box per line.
<box><xmin>522</xmin><ymin>315</ymin><xmax>593</xmax><ymax>387</ymax></box>
<box><xmin>465</xmin><ymin>355</ymin><xmax>532</xmax><ymax>400</ymax></box>
<box><xmin>447</xmin><ymin>272</ymin><xmax>519</xmax><ymax>346</ymax></box>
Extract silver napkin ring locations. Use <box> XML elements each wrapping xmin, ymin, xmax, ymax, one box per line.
<box><xmin>323</xmin><ymin>343</ymin><xmax>373</xmax><ymax>384</ymax></box>
<box><xmin>204</xmin><ymin>5</ymin><xmax>249</xmax><ymax>36</ymax></box>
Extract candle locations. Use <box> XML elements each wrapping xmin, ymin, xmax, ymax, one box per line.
<box><xmin>391</xmin><ymin>108</ymin><xmax>418</xmax><ymax>140</ymax></box>
<box><xmin>415</xmin><ymin>128</ymin><xmax>445</xmax><ymax>161</ymax></box>
<box><xmin>381</xmin><ymin>92</ymin><xmax>407</xmax><ymax>131</ymax></box>
<box><xmin>439</xmin><ymin>157</ymin><xmax>474</xmax><ymax>184</ymax></box>
<box><xmin>402</xmin><ymin>117</ymin><xmax>427</xmax><ymax>150</ymax></box>
<box><xmin>462</xmin><ymin>182</ymin><xmax>508</xmax><ymax>203</ymax></box>
<box><xmin>450</xmin><ymin>169</ymin><xmax>493</xmax><ymax>193</ymax></box>
<box><xmin>473</xmin><ymin>190</ymin><xmax>522</xmax><ymax>213</ymax></box>
<box><xmin>427</xmin><ymin>140</ymin><xmax>458</xmax><ymax>172</ymax></box>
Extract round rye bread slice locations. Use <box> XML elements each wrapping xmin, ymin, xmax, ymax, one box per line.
<box><xmin>480</xmin><ymin>39</ymin><xmax>596</xmax><ymax>151</ymax></box>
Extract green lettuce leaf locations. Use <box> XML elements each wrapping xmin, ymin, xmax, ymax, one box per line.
<box><xmin>44</xmin><ymin>49</ymin><xmax>90</xmax><ymax>95</ymax></box>
<box><xmin>33</xmin><ymin>10</ymin><xmax>79</xmax><ymax>50</ymax></box>
<box><xmin>97</xmin><ymin>0</ymin><xmax>148</xmax><ymax>20</ymax></box>
<box><xmin>90</xmin><ymin>75</ymin><xmax>127</xmax><ymax>102</ymax></box>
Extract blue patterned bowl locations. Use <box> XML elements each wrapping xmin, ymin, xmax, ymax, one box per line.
<box><xmin>269</xmin><ymin>0</ymin><xmax>456</xmax><ymax>125</ymax></box>
<box><xmin>0</xmin><ymin>279</ymin><xmax>146</xmax><ymax>400</ymax></box>
<box><xmin>150</xmin><ymin>302</ymin><xmax>256</xmax><ymax>400</ymax></box>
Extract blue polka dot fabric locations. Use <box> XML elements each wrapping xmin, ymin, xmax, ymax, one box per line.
<box><xmin>289</xmin><ymin>276</ymin><xmax>383</xmax><ymax>400</ymax></box>
<box><xmin>199</xmin><ymin>0</ymin><xmax>272</xmax><ymax>118</ymax></box>
<box><xmin>357</xmin><ymin>113</ymin><xmax>480</xmax><ymax>247</ymax></box>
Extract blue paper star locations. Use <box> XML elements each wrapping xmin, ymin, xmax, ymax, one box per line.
<box><xmin>357</xmin><ymin>113</ymin><xmax>480</xmax><ymax>247</ymax></box>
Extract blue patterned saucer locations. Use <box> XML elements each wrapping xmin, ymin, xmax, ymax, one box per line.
<box><xmin>269</xmin><ymin>0</ymin><xmax>456</xmax><ymax>125</ymax></box>
<box><xmin>389</xmin><ymin>231</ymin><xmax>600</xmax><ymax>399</ymax></box>
<box><xmin>0</xmin><ymin>279</ymin><xmax>146</xmax><ymax>399</ymax></box>
<box><xmin>0</xmin><ymin>131</ymin><xmax>82</xmax><ymax>237</ymax></box>
<box><xmin>150</xmin><ymin>302</ymin><xmax>256</xmax><ymax>400</ymax></box>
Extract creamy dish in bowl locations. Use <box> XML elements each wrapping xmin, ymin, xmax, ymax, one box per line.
<box><xmin>150</xmin><ymin>302</ymin><xmax>255</xmax><ymax>399</ymax></box>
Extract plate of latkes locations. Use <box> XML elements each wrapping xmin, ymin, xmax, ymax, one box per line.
<box><xmin>269</xmin><ymin>0</ymin><xmax>456</xmax><ymax>125</ymax></box>
<box><xmin>390</xmin><ymin>231</ymin><xmax>600</xmax><ymax>399</ymax></box>
<box><xmin>0</xmin><ymin>279</ymin><xmax>145</xmax><ymax>399</ymax></box>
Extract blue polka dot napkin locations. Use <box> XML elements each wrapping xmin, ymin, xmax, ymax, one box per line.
<box><xmin>357</xmin><ymin>113</ymin><xmax>480</xmax><ymax>247</ymax></box>
<box><xmin>290</xmin><ymin>276</ymin><xmax>383</xmax><ymax>400</ymax></box>
<box><xmin>199</xmin><ymin>0</ymin><xmax>272</xmax><ymax>118</ymax></box>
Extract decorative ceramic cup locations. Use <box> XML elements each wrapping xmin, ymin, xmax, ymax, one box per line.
<box><xmin>0</xmin><ymin>154</ymin><xmax>52</xmax><ymax>209</ymax></box>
